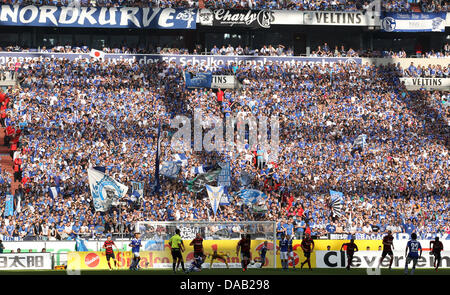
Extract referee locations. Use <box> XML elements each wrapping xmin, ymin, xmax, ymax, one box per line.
<box><xmin>169</xmin><ymin>229</ymin><xmax>185</xmax><ymax>273</ymax></box>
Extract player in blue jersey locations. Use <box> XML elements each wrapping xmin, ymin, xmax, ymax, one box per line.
<box><xmin>129</xmin><ymin>232</ymin><xmax>142</xmax><ymax>271</ymax></box>
<box><xmin>278</xmin><ymin>233</ymin><xmax>289</xmax><ymax>270</ymax></box>
<box><xmin>404</xmin><ymin>233</ymin><xmax>422</xmax><ymax>275</ymax></box>
<box><xmin>185</xmin><ymin>254</ymin><xmax>206</xmax><ymax>274</ymax></box>
<box><xmin>253</xmin><ymin>241</ymin><xmax>268</xmax><ymax>268</ymax></box>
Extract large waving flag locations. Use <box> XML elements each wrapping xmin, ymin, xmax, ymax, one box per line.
<box><xmin>48</xmin><ymin>186</ymin><xmax>61</xmax><ymax>199</ymax></box>
<box><xmin>330</xmin><ymin>190</ymin><xmax>344</xmax><ymax>218</ymax></box>
<box><xmin>173</xmin><ymin>153</ymin><xmax>188</xmax><ymax>167</ymax></box>
<box><xmin>160</xmin><ymin>161</ymin><xmax>181</xmax><ymax>178</ymax></box>
<box><xmin>235</xmin><ymin>189</ymin><xmax>268</xmax><ymax>206</ymax></box>
<box><xmin>206</xmin><ymin>185</ymin><xmax>224</xmax><ymax>216</ymax></box>
<box><xmin>88</xmin><ymin>168</ymin><xmax>128</xmax><ymax>212</ymax></box>
<box><xmin>186</xmin><ymin>163</ymin><xmax>222</xmax><ymax>193</ymax></box>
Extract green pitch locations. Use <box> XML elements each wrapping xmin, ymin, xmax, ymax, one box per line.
<box><xmin>0</xmin><ymin>268</ymin><xmax>449</xmax><ymax>275</ymax></box>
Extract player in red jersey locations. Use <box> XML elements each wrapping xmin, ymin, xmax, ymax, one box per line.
<box><xmin>430</xmin><ymin>237</ymin><xmax>444</xmax><ymax>271</ymax></box>
<box><xmin>300</xmin><ymin>233</ymin><xmax>314</xmax><ymax>270</ymax></box>
<box><xmin>236</xmin><ymin>234</ymin><xmax>252</xmax><ymax>271</ymax></box>
<box><xmin>103</xmin><ymin>235</ymin><xmax>119</xmax><ymax>270</ymax></box>
<box><xmin>190</xmin><ymin>233</ymin><xmax>204</xmax><ymax>258</ymax></box>
<box><xmin>378</xmin><ymin>230</ymin><xmax>394</xmax><ymax>270</ymax></box>
<box><xmin>340</xmin><ymin>239</ymin><xmax>359</xmax><ymax>270</ymax></box>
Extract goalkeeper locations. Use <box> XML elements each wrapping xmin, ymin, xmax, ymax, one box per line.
<box><xmin>208</xmin><ymin>244</ymin><xmax>230</xmax><ymax>269</ymax></box>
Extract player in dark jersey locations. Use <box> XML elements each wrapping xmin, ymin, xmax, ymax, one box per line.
<box><xmin>236</xmin><ymin>234</ymin><xmax>252</xmax><ymax>271</ymax></box>
<box><xmin>103</xmin><ymin>235</ymin><xmax>119</xmax><ymax>270</ymax></box>
<box><xmin>430</xmin><ymin>237</ymin><xmax>444</xmax><ymax>271</ymax></box>
<box><xmin>254</xmin><ymin>241</ymin><xmax>268</xmax><ymax>268</ymax></box>
<box><xmin>190</xmin><ymin>233</ymin><xmax>204</xmax><ymax>258</ymax></box>
<box><xmin>404</xmin><ymin>233</ymin><xmax>422</xmax><ymax>275</ymax></box>
<box><xmin>300</xmin><ymin>233</ymin><xmax>314</xmax><ymax>270</ymax></box>
<box><xmin>378</xmin><ymin>230</ymin><xmax>394</xmax><ymax>270</ymax></box>
<box><xmin>340</xmin><ymin>239</ymin><xmax>358</xmax><ymax>270</ymax></box>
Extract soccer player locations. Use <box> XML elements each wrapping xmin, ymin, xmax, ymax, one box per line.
<box><xmin>129</xmin><ymin>232</ymin><xmax>142</xmax><ymax>271</ymax></box>
<box><xmin>190</xmin><ymin>233</ymin><xmax>204</xmax><ymax>258</ymax></box>
<box><xmin>278</xmin><ymin>233</ymin><xmax>289</xmax><ymax>270</ymax></box>
<box><xmin>340</xmin><ymin>238</ymin><xmax>358</xmax><ymax>270</ymax></box>
<box><xmin>103</xmin><ymin>234</ymin><xmax>119</xmax><ymax>270</ymax></box>
<box><xmin>169</xmin><ymin>228</ymin><xmax>185</xmax><ymax>273</ymax></box>
<box><xmin>208</xmin><ymin>248</ymin><xmax>230</xmax><ymax>269</ymax></box>
<box><xmin>379</xmin><ymin>230</ymin><xmax>395</xmax><ymax>270</ymax></box>
<box><xmin>236</xmin><ymin>233</ymin><xmax>252</xmax><ymax>271</ymax></box>
<box><xmin>404</xmin><ymin>233</ymin><xmax>422</xmax><ymax>275</ymax></box>
<box><xmin>288</xmin><ymin>235</ymin><xmax>296</xmax><ymax>269</ymax></box>
<box><xmin>185</xmin><ymin>254</ymin><xmax>206</xmax><ymax>274</ymax></box>
<box><xmin>254</xmin><ymin>241</ymin><xmax>268</xmax><ymax>268</ymax></box>
<box><xmin>300</xmin><ymin>233</ymin><xmax>314</xmax><ymax>270</ymax></box>
<box><xmin>430</xmin><ymin>237</ymin><xmax>444</xmax><ymax>271</ymax></box>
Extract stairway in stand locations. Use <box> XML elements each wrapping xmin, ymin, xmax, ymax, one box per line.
<box><xmin>0</xmin><ymin>128</ymin><xmax>20</xmax><ymax>194</ymax></box>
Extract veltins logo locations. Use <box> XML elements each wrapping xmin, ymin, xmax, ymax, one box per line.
<box><xmin>381</xmin><ymin>17</ymin><xmax>396</xmax><ymax>32</ymax></box>
<box><xmin>85</xmin><ymin>253</ymin><xmax>100</xmax><ymax>268</ymax></box>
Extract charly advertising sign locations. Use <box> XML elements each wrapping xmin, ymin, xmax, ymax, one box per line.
<box><xmin>0</xmin><ymin>5</ymin><xmax>197</xmax><ymax>29</ymax></box>
<box><xmin>0</xmin><ymin>52</ymin><xmax>362</xmax><ymax>68</ymax></box>
<box><xmin>400</xmin><ymin>77</ymin><xmax>450</xmax><ymax>90</ymax></box>
<box><xmin>198</xmin><ymin>9</ymin><xmax>275</xmax><ymax>28</ymax></box>
<box><xmin>381</xmin><ymin>12</ymin><xmax>446</xmax><ymax>32</ymax></box>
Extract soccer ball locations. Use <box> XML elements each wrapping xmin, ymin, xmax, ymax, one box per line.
<box><xmin>249</xmin><ymin>260</ymin><xmax>255</xmax><ymax>265</ymax></box>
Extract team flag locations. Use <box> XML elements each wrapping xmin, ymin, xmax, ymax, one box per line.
<box><xmin>186</xmin><ymin>164</ymin><xmax>222</xmax><ymax>193</ymax></box>
<box><xmin>173</xmin><ymin>153</ymin><xmax>188</xmax><ymax>167</ymax></box>
<box><xmin>4</xmin><ymin>194</ymin><xmax>13</xmax><ymax>217</ymax></box>
<box><xmin>160</xmin><ymin>161</ymin><xmax>181</xmax><ymax>178</ymax></box>
<box><xmin>330</xmin><ymin>190</ymin><xmax>344</xmax><ymax>218</ymax></box>
<box><xmin>48</xmin><ymin>186</ymin><xmax>61</xmax><ymax>199</ymax></box>
<box><xmin>235</xmin><ymin>189</ymin><xmax>268</xmax><ymax>206</ymax></box>
<box><xmin>206</xmin><ymin>185</ymin><xmax>224</xmax><ymax>216</ymax></box>
<box><xmin>88</xmin><ymin>168</ymin><xmax>128</xmax><ymax>212</ymax></box>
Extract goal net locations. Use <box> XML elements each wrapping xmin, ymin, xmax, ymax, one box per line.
<box><xmin>135</xmin><ymin>221</ymin><xmax>277</xmax><ymax>269</ymax></box>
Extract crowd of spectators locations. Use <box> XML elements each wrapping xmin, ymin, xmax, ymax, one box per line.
<box><xmin>0</xmin><ymin>0</ymin><xmax>449</xmax><ymax>12</ymax></box>
<box><xmin>0</xmin><ymin>47</ymin><xmax>447</xmax><ymax>242</ymax></box>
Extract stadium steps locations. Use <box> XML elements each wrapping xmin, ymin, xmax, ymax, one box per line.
<box><xmin>0</xmin><ymin>128</ymin><xmax>20</xmax><ymax>194</ymax></box>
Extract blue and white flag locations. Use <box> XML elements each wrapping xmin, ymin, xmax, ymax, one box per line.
<box><xmin>75</xmin><ymin>236</ymin><xmax>88</xmax><ymax>252</ymax></box>
<box><xmin>4</xmin><ymin>194</ymin><xmax>13</xmax><ymax>217</ymax></box>
<box><xmin>235</xmin><ymin>189</ymin><xmax>268</xmax><ymax>206</ymax></box>
<box><xmin>206</xmin><ymin>185</ymin><xmax>224</xmax><ymax>216</ymax></box>
<box><xmin>48</xmin><ymin>186</ymin><xmax>61</xmax><ymax>199</ymax></box>
<box><xmin>381</xmin><ymin>12</ymin><xmax>446</xmax><ymax>32</ymax></box>
<box><xmin>184</xmin><ymin>72</ymin><xmax>213</xmax><ymax>88</ymax></box>
<box><xmin>88</xmin><ymin>168</ymin><xmax>129</xmax><ymax>212</ymax></box>
<box><xmin>330</xmin><ymin>190</ymin><xmax>344</xmax><ymax>218</ymax></box>
<box><xmin>217</xmin><ymin>162</ymin><xmax>231</xmax><ymax>187</ymax></box>
<box><xmin>160</xmin><ymin>161</ymin><xmax>181</xmax><ymax>178</ymax></box>
<box><xmin>173</xmin><ymin>153</ymin><xmax>188</xmax><ymax>167</ymax></box>
<box><xmin>353</xmin><ymin>134</ymin><xmax>367</xmax><ymax>149</ymax></box>
<box><xmin>191</xmin><ymin>164</ymin><xmax>214</xmax><ymax>175</ymax></box>
<box><xmin>131</xmin><ymin>181</ymin><xmax>144</xmax><ymax>200</ymax></box>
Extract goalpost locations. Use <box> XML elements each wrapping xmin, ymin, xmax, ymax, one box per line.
<box><xmin>136</xmin><ymin>221</ymin><xmax>277</xmax><ymax>269</ymax></box>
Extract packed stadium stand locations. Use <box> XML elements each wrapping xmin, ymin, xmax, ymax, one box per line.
<box><xmin>0</xmin><ymin>1</ymin><xmax>448</xmax><ymax>245</ymax></box>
